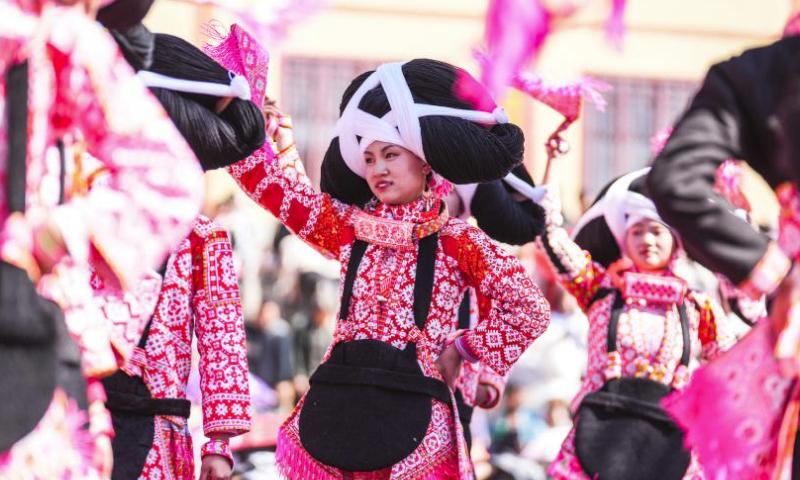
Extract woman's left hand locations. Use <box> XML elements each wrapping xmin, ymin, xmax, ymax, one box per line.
<box><xmin>435</xmin><ymin>343</ymin><xmax>463</xmax><ymax>389</ymax></box>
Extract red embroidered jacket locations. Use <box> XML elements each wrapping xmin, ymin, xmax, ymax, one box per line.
<box><xmin>228</xmin><ymin>145</ymin><xmax>549</xmax><ymax>479</ymax></box>
<box><xmin>230</xmin><ymin>145</ymin><xmax>550</xmax><ymax>377</ymax></box>
<box><xmin>122</xmin><ymin>216</ymin><xmax>251</xmax><ymax>436</ymax></box>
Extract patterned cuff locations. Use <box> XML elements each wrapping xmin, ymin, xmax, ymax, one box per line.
<box><xmin>455</xmin><ymin>336</ymin><xmax>479</xmax><ymax>364</ymax></box>
<box><xmin>201</xmin><ymin>439</ymin><xmax>233</xmax><ymax>467</ymax></box>
<box><xmin>739</xmin><ymin>242</ymin><xmax>792</xmax><ymax>300</ymax></box>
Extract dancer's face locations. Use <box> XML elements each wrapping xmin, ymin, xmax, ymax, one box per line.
<box><xmin>625</xmin><ymin>219</ymin><xmax>674</xmax><ymax>271</ymax></box>
<box><xmin>364</xmin><ymin>141</ymin><xmax>430</xmax><ymax>205</ymax></box>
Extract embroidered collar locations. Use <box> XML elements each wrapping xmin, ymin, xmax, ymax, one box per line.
<box><xmin>621</xmin><ymin>270</ymin><xmax>687</xmax><ymax>305</ymax></box>
<box><xmin>353</xmin><ymin>198</ymin><xmax>448</xmax><ymax>251</ymax></box>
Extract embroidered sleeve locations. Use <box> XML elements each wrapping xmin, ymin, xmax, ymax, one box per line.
<box><xmin>192</xmin><ymin>225</ymin><xmax>251</xmax><ymax>436</ymax></box>
<box><xmin>537</xmin><ymin>224</ymin><xmax>607</xmax><ymax>311</ymax></box>
<box><xmin>52</xmin><ymin>16</ymin><xmax>203</xmax><ymax>289</ymax></box>
<box><xmin>227</xmin><ymin>144</ymin><xmax>348</xmax><ymax>260</ymax></box>
<box><xmin>690</xmin><ymin>291</ymin><xmax>736</xmax><ymax>361</ymax></box>
<box><xmin>457</xmin><ymin>226</ymin><xmax>551</xmax><ymax>376</ymax></box>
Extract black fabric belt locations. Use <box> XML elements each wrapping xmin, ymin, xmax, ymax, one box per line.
<box><xmin>105</xmin><ymin>391</ymin><xmax>191</xmax><ymax>418</ymax></box>
<box><xmin>311</xmin><ymin>362</ymin><xmax>452</xmax><ymax>405</ymax></box>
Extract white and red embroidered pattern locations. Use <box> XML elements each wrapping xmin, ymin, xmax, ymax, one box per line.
<box><xmin>454</xmin><ymin>289</ymin><xmax>507</xmax><ymax>409</ymax></box>
<box><xmin>0</xmin><ymin>3</ymin><xmax>202</xmax><ymax>291</ymax></box>
<box><xmin>537</xmin><ymin>223</ymin><xmax>735</xmax><ymax>480</ymax></box>
<box><xmin>0</xmin><ymin>3</ymin><xmax>202</xmax><ymax>479</ymax></box>
<box><xmin>119</xmin><ymin>216</ymin><xmax>251</xmax><ymax>480</ymax></box>
<box><xmin>228</xmin><ymin>145</ymin><xmax>550</xmax><ymax>480</ymax></box>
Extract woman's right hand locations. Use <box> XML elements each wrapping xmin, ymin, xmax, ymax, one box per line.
<box><xmin>262</xmin><ymin>100</ymin><xmax>294</xmax><ymax>152</ymax></box>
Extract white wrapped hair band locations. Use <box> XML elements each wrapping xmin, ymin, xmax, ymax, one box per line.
<box><xmin>334</xmin><ymin>62</ymin><xmax>509</xmax><ymax>179</ymax></box>
<box><xmin>136</xmin><ymin>70</ymin><xmax>252</xmax><ymax>101</ymax></box>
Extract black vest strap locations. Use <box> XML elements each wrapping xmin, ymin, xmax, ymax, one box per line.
<box><xmin>412</xmin><ymin>233</ymin><xmax>438</xmax><ymax>331</ymax></box>
<box><xmin>339</xmin><ymin>240</ymin><xmax>369</xmax><ymax>321</ymax></box>
<box><xmin>6</xmin><ymin>62</ymin><xmax>28</xmax><ymax>214</ymax></box>
<box><xmin>339</xmin><ymin>233</ymin><xmax>439</xmax><ymax>332</ymax></box>
<box><xmin>457</xmin><ymin>290</ymin><xmax>471</xmax><ymax>331</ymax></box>
<box><xmin>606</xmin><ymin>291</ymin><xmax>691</xmax><ymax>368</ymax></box>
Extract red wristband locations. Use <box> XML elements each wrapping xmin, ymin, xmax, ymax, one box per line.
<box><xmin>454</xmin><ymin>336</ymin><xmax>479</xmax><ymax>363</ymax></box>
<box><xmin>201</xmin><ymin>439</ymin><xmax>233</xmax><ymax>466</ymax></box>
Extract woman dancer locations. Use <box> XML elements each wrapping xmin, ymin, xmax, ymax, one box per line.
<box><xmin>228</xmin><ymin>59</ymin><xmax>551</xmax><ymax>479</ymax></box>
<box><xmin>92</xmin><ymin>23</ymin><xmax>265</xmax><ymax>480</ymax></box>
<box><xmin>538</xmin><ymin>170</ymin><xmax>733</xmax><ymax>480</ymax></box>
<box><xmin>0</xmin><ymin>0</ymin><xmax>203</xmax><ymax>479</ymax></box>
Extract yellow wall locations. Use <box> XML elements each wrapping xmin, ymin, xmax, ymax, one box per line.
<box><xmin>147</xmin><ymin>0</ymin><xmax>792</xmax><ymax>224</ymax></box>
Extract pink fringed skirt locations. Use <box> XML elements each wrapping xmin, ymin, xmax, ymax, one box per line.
<box><xmin>276</xmin><ymin>397</ymin><xmax>460</xmax><ymax>480</ymax></box>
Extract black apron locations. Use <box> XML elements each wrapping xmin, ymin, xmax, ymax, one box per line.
<box><xmin>575</xmin><ymin>291</ymin><xmax>692</xmax><ymax>480</ymax></box>
<box><xmin>298</xmin><ymin>234</ymin><xmax>453</xmax><ymax>472</ymax></box>
<box><xmin>0</xmin><ymin>62</ymin><xmax>84</xmax><ymax>452</ymax></box>
<box><xmin>103</xmin><ymin>318</ymin><xmax>191</xmax><ymax>480</ymax></box>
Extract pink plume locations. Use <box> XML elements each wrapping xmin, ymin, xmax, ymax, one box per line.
<box><xmin>784</xmin><ymin>11</ymin><xmax>800</xmax><ymax>38</ymax></box>
<box><xmin>605</xmin><ymin>0</ymin><xmax>627</xmax><ymax>50</ymax></box>
<box><xmin>479</xmin><ymin>0</ymin><xmax>628</xmax><ymax>98</ymax></box>
<box><xmin>202</xmin><ymin>22</ymin><xmax>270</xmax><ymax>108</ymax></box>
<box><xmin>482</xmin><ymin>0</ymin><xmax>551</xmax><ymax>98</ymax></box>
<box><xmin>512</xmin><ymin>70</ymin><xmax>611</xmax><ymax>122</ymax></box>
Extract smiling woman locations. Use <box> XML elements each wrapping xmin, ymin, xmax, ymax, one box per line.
<box><xmin>364</xmin><ymin>141</ymin><xmax>431</xmax><ymax>205</ymax></box>
<box><xmin>536</xmin><ymin>171</ymin><xmax>735</xmax><ymax>480</ymax></box>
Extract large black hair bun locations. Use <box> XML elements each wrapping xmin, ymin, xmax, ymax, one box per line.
<box><xmin>321</xmin><ymin>59</ymin><xmax>524</xmax><ymax>205</ymax></box>
<box><xmin>135</xmin><ymin>33</ymin><xmax>265</xmax><ymax>170</ymax></box>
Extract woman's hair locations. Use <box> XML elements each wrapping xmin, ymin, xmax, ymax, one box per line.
<box><xmin>148</xmin><ymin>34</ymin><xmax>265</xmax><ymax>170</ymax></box>
<box><xmin>470</xmin><ymin>165</ymin><xmax>546</xmax><ymax>246</ymax></box>
<box><xmin>320</xmin><ymin>59</ymin><xmax>525</xmax><ymax>205</ymax></box>
<box><xmin>110</xmin><ymin>30</ymin><xmax>265</xmax><ymax>171</ymax></box>
<box><xmin>109</xmin><ymin>24</ymin><xmax>154</xmax><ymax>71</ymax></box>
<box><xmin>96</xmin><ymin>0</ymin><xmax>154</xmax><ymax>30</ymax></box>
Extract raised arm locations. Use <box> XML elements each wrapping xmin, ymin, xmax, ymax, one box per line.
<box><xmin>535</xmin><ymin>186</ymin><xmax>608</xmax><ymax>311</ymax></box>
<box><xmin>227</xmin><ymin>139</ymin><xmax>348</xmax><ymax>260</ymax></box>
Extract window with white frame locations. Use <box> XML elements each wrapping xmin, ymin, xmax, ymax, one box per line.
<box><xmin>582</xmin><ymin>76</ymin><xmax>697</xmax><ymax>201</ymax></box>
